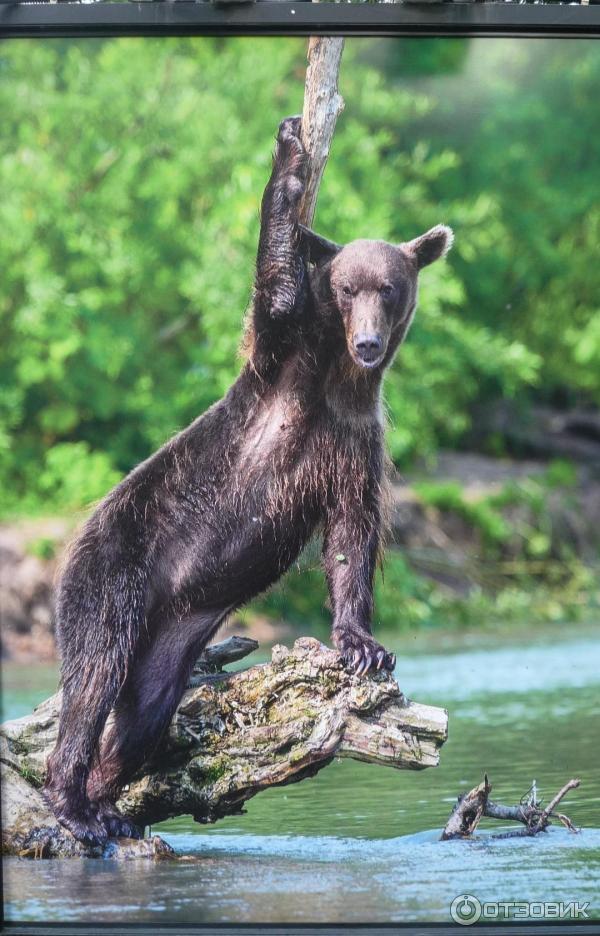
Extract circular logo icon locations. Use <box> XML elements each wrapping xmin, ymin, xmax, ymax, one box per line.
<box><xmin>450</xmin><ymin>894</ymin><xmax>482</xmax><ymax>925</ymax></box>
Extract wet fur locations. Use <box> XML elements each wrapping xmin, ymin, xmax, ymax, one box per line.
<box><xmin>43</xmin><ymin>116</ymin><xmax>452</xmax><ymax>845</ymax></box>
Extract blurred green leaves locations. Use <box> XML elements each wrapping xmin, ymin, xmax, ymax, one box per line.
<box><xmin>0</xmin><ymin>37</ymin><xmax>598</xmax><ymax>518</ymax></box>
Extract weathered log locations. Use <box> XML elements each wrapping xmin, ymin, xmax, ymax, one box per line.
<box><xmin>1</xmin><ymin>636</ymin><xmax>447</xmax><ymax>859</ymax></box>
<box><xmin>299</xmin><ymin>36</ymin><xmax>345</xmax><ymax>227</ymax></box>
<box><xmin>442</xmin><ymin>774</ymin><xmax>580</xmax><ymax>840</ymax></box>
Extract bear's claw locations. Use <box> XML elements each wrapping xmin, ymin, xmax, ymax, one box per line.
<box><xmin>275</xmin><ymin>115</ymin><xmax>306</xmax><ymax>178</ymax></box>
<box><xmin>336</xmin><ymin>632</ymin><xmax>396</xmax><ymax>677</ymax></box>
<box><xmin>93</xmin><ymin>800</ymin><xmax>143</xmax><ymax>840</ymax></box>
<box><xmin>59</xmin><ymin>809</ymin><xmax>108</xmax><ymax>847</ymax></box>
<box><xmin>278</xmin><ymin>114</ymin><xmax>303</xmax><ymax>142</ymax></box>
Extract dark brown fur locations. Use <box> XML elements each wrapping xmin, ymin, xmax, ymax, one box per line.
<box><xmin>43</xmin><ymin>116</ymin><xmax>453</xmax><ymax>845</ymax></box>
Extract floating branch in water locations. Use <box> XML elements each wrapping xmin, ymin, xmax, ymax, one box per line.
<box><xmin>441</xmin><ymin>774</ymin><xmax>581</xmax><ymax>841</ymax></box>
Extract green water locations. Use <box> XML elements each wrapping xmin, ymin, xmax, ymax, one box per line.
<box><xmin>2</xmin><ymin>629</ymin><xmax>599</xmax><ymax>925</ymax></box>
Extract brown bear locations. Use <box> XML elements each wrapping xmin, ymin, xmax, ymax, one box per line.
<box><xmin>43</xmin><ymin>116</ymin><xmax>453</xmax><ymax>845</ymax></box>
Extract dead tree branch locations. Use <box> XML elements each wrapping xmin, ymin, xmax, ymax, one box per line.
<box><xmin>442</xmin><ymin>774</ymin><xmax>581</xmax><ymax>840</ymax></box>
<box><xmin>299</xmin><ymin>37</ymin><xmax>345</xmax><ymax>227</ymax></box>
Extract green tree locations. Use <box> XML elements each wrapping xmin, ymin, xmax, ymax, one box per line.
<box><xmin>5</xmin><ymin>36</ymin><xmax>597</xmax><ymax>516</ymax></box>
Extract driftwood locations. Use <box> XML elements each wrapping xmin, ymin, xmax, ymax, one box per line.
<box><xmin>1</xmin><ymin>636</ymin><xmax>448</xmax><ymax>859</ymax></box>
<box><xmin>299</xmin><ymin>36</ymin><xmax>345</xmax><ymax>227</ymax></box>
<box><xmin>442</xmin><ymin>774</ymin><xmax>581</xmax><ymax>840</ymax></box>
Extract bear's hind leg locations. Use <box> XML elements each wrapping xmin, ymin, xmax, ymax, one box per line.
<box><xmin>44</xmin><ymin>561</ymin><xmax>149</xmax><ymax>846</ymax></box>
<box><xmin>87</xmin><ymin>608</ymin><xmax>229</xmax><ymax>838</ymax></box>
<box><xmin>43</xmin><ymin>677</ymin><xmax>122</xmax><ymax>847</ymax></box>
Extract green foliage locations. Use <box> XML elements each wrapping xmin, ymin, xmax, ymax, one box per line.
<box><xmin>362</xmin><ymin>37</ymin><xmax>470</xmax><ymax>79</ymax></box>
<box><xmin>415</xmin><ymin>462</ymin><xmax>584</xmax><ymax>564</ymax></box>
<box><xmin>19</xmin><ymin>765</ymin><xmax>43</xmax><ymax>788</ymax></box>
<box><xmin>246</xmin><ymin>545</ymin><xmax>598</xmax><ymax>636</ymax></box>
<box><xmin>0</xmin><ymin>36</ymin><xmax>560</xmax><ymax>514</ymax></box>
<box><xmin>39</xmin><ymin>442</ymin><xmax>121</xmax><ymax>512</ymax></box>
<box><xmin>542</xmin><ymin>459</ymin><xmax>578</xmax><ymax>490</ymax></box>
<box><xmin>484</xmin><ymin>462</ymin><xmax>583</xmax><ymax>561</ymax></box>
<box><xmin>0</xmin><ymin>38</ymin><xmax>306</xmax><ymax>512</ymax></box>
<box><xmin>408</xmin><ymin>39</ymin><xmax>600</xmax><ymax>409</ymax></box>
<box><xmin>414</xmin><ymin>480</ymin><xmax>511</xmax><ymax>547</ymax></box>
<box><xmin>25</xmin><ymin>536</ymin><xmax>57</xmax><ymax>561</ymax></box>
<box><xmin>248</xmin><ymin>546</ymin><xmax>434</xmax><ymax>635</ymax></box>
<box><xmin>374</xmin><ymin>550</ymin><xmax>435</xmax><ymax>631</ymax></box>
<box><xmin>432</xmin><ymin>562</ymin><xmax>599</xmax><ymax>632</ymax></box>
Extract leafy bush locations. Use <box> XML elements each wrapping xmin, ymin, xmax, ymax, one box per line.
<box><xmin>0</xmin><ymin>36</ymin><xmax>558</xmax><ymax>515</ymax></box>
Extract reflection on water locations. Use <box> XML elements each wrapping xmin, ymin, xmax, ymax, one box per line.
<box><xmin>2</xmin><ymin>631</ymin><xmax>600</xmax><ymax>924</ymax></box>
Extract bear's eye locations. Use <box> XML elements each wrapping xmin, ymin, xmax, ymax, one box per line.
<box><xmin>380</xmin><ymin>283</ymin><xmax>394</xmax><ymax>299</ymax></box>
<box><xmin>342</xmin><ymin>284</ymin><xmax>354</xmax><ymax>297</ymax></box>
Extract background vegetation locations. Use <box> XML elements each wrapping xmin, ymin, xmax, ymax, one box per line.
<box><xmin>1</xmin><ymin>37</ymin><xmax>599</xmax><ymax>637</ymax></box>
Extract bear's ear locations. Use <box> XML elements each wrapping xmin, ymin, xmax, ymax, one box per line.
<box><xmin>404</xmin><ymin>224</ymin><xmax>454</xmax><ymax>270</ymax></box>
<box><xmin>298</xmin><ymin>224</ymin><xmax>342</xmax><ymax>265</ymax></box>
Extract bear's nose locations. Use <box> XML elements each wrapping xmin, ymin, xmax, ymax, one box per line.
<box><xmin>353</xmin><ymin>333</ymin><xmax>383</xmax><ymax>363</ymax></box>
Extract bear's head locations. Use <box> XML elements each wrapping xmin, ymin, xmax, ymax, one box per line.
<box><xmin>300</xmin><ymin>224</ymin><xmax>453</xmax><ymax>371</ymax></box>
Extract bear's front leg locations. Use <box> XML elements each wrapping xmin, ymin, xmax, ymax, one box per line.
<box><xmin>322</xmin><ymin>507</ymin><xmax>396</xmax><ymax>677</ymax></box>
<box><xmin>254</xmin><ymin>116</ymin><xmax>307</xmax><ymax>323</ymax></box>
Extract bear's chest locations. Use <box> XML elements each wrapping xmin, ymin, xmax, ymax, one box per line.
<box><xmin>236</xmin><ymin>353</ymin><xmax>320</xmax><ymax>475</ymax></box>
<box><xmin>237</xmin><ymin>391</ymin><xmax>301</xmax><ymax>469</ymax></box>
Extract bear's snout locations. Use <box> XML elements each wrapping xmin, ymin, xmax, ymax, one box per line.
<box><xmin>352</xmin><ymin>332</ymin><xmax>384</xmax><ymax>367</ymax></box>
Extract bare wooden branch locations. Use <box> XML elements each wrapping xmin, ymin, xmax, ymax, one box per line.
<box><xmin>555</xmin><ymin>812</ymin><xmax>579</xmax><ymax>833</ymax></box>
<box><xmin>538</xmin><ymin>777</ymin><xmax>580</xmax><ymax>826</ymax></box>
<box><xmin>441</xmin><ymin>774</ymin><xmax>491</xmax><ymax>840</ymax></box>
<box><xmin>483</xmin><ymin>800</ymin><xmax>531</xmax><ymax>825</ymax></box>
<box><xmin>1</xmin><ymin>636</ymin><xmax>448</xmax><ymax>860</ymax></box>
<box><xmin>299</xmin><ymin>37</ymin><xmax>345</xmax><ymax>227</ymax></box>
<box><xmin>442</xmin><ymin>774</ymin><xmax>581</xmax><ymax>840</ymax></box>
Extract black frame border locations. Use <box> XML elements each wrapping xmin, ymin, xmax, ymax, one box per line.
<box><xmin>1</xmin><ymin>4</ymin><xmax>599</xmax><ymax>936</ymax></box>
<box><xmin>1</xmin><ymin>1</ymin><xmax>600</xmax><ymax>40</ymax></box>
